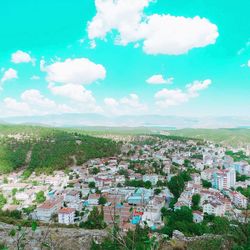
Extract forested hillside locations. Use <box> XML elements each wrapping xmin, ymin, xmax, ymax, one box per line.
<box><xmin>0</xmin><ymin>125</ymin><xmax>120</xmax><ymax>176</ymax></box>
<box><xmin>168</xmin><ymin>128</ymin><xmax>250</xmax><ymax>146</ymax></box>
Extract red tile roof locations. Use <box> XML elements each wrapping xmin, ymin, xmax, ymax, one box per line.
<box><xmin>59</xmin><ymin>207</ymin><xmax>75</xmax><ymax>214</ymax></box>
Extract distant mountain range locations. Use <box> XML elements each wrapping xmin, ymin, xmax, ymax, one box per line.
<box><xmin>0</xmin><ymin>113</ymin><xmax>250</xmax><ymax>129</ymax></box>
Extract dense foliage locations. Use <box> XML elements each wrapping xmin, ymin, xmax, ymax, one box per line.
<box><xmin>90</xmin><ymin>225</ymin><xmax>157</xmax><ymax>250</ymax></box>
<box><xmin>125</xmin><ymin>180</ymin><xmax>152</xmax><ymax>189</ymax></box>
<box><xmin>226</xmin><ymin>150</ymin><xmax>250</xmax><ymax>163</ymax></box>
<box><xmin>0</xmin><ymin>194</ymin><xmax>7</xmax><ymax>209</ymax></box>
<box><xmin>79</xmin><ymin>206</ymin><xmax>106</xmax><ymax>229</ymax></box>
<box><xmin>167</xmin><ymin>171</ymin><xmax>191</xmax><ymax>199</ymax></box>
<box><xmin>160</xmin><ymin>206</ymin><xmax>250</xmax><ymax>249</ymax></box>
<box><xmin>0</xmin><ymin>126</ymin><xmax>120</xmax><ymax>175</ymax></box>
<box><xmin>169</xmin><ymin>128</ymin><xmax>250</xmax><ymax>147</ymax></box>
<box><xmin>35</xmin><ymin>191</ymin><xmax>46</xmax><ymax>203</ymax></box>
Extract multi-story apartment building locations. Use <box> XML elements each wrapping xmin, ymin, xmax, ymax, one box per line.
<box><xmin>58</xmin><ymin>207</ymin><xmax>75</xmax><ymax>225</ymax></box>
<box><xmin>212</xmin><ymin>168</ymin><xmax>236</xmax><ymax>190</ymax></box>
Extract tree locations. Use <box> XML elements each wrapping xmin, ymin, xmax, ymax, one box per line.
<box><xmin>0</xmin><ymin>193</ymin><xmax>7</xmax><ymax>209</ymax></box>
<box><xmin>202</xmin><ymin>179</ymin><xmax>212</xmax><ymax>188</ymax></box>
<box><xmin>167</xmin><ymin>175</ymin><xmax>185</xmax><ymax>198</ymax></box>
<box><xmin>88</xmin><ymin>182</ymin><xmax>96</xmax><ymax>189</ymax></box>
<box><xmin>180</xmin><ymin>171</ymin><xmax>191</xmax><ymax>182</ymax></box>
<box><xmin>118</xmin><ymin>169</ymin><xmax>129</xmax><ymax>178</ymax></box>
<box><xmin>172</xmin><ymin>206</ymin><xmax>193</xmax><ymax>223</ymax></box>
<box><xmin>35</xmin><ymin>191</ymin><xmax>46</xmax><ymax>204</ymax></box>
<box><xmin>236</xmin><ymin>186</ymin><xmax>250</xmax><ymax>199</ymax></box>
<box><xmin>98</xmin><ymin>196</ymin><xmax>107</xmax><ymax>205</ymax></box>
<box><xmin>160</xmin><ymin>207</ymin><xmax>168</xmax><ymax>217</ymax></box>
<box><xmin>209</xmin><ymin>216</ymin><xmax>230</xmax><ymax>235</ymax></box>
<box><xmin>91</xmin><ymin>167</ymin><xmax>100</xmax><ymax>175</ymax></box>
<box><xmin>154</xmin><ymin>188</ymin><xmax>161</xmax><ymax>195</ymax></box>
<box><xmin>12</xmin><ymin>188</ymin><xmax>18</xmax><ymax>196</ymax></box>
<box><xmin>144</xmin><ymin>180</ymin><xmax>152</xmax><ymax>189</ymax></box>
<box><xmin>236</xmin><ymin>172</ymin><xmax>249</xmax><ymax>182</ymax></box>
<box><xmin>191</xmin><ymin>194</ymin><xmax>201</xmax><ymax>210</ymax></box>
<box><xmin>80</xmin><ymin>206</ymin><xmax>106</xmax><ymax>229</ymax></box>
<box><xmin>184</xmin><ymin>159</ymin><xmax>191</xmax><ymax>168</ymax></box>
<box><xmin>91</xmin><ymin>225</ymin><xmax>155</xmax><ymax>250</ymax></box>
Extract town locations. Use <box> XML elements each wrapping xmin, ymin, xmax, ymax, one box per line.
<box><xmin>0</xmin><ymin>135</ymin><xmax>249</xmax><ymax>234</ymax></box>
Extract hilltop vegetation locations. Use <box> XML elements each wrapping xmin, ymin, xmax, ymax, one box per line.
<box><xmin>63</xmin><ymin>127</ymin><xmax>250</xmax><ymax>146</ymax></box>
<box><xmin>168</xmin><ymin>128</ymin><xmax>250</xmax><ymax>146</ymax></box>
<box><xmin>0</xmin><ymin>125</ymin><xmax>120</xmax><ymax>176</ymax></box>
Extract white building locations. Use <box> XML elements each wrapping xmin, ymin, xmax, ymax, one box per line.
<box><xmin>201</xmin><ymin>168</ymin><xmax>217</xmax><ymax>181</ymax></box>
<box><xmin>87</xmin><ymin>194</ymin><xmax>100</xmax><ymax>206</ymax></box>
<box><xmin>36</xmin><ymin>199</ymin><xmax>62</xmax><ymax>222</ymax></box>
<box><xmin>192</xmin><ymin>211</ymin><xmax>204</xmax><ymax>223</ymax></box>
<box><xmin>191</xmin><ymin>173</ymin><xmax>201</xmax><ymax>185</ymax></box>
<box><xmin>143</xmin><ymin>175</ymin><xmax>158</xmax><ymax>185</ymax></box>
<box><xmin>58</xmin><ymin>208</ymin><xmax>75</xmax><ymax>225</ymax></box>
<box><xmin>203</xmin><ymin>201</ymin><xmax>225</xmax><ymax>216</ymax></box>
<box><xmin>64</xmin><ymin>190</ymin><xmax>80</xmax><ymax>203</ymax></box>
<box><xmin>212</xmin><ymin>168</ymin><xmax>236</xmax><ymax>190</ymax></box>
<box><xmin>230</xmin><ymin>191</ymin><xmax>248</xmax><ymax>209</ymax></box>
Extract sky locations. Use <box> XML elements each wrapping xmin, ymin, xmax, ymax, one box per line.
<box><xmin>0</xmin><ymin>0</ymin><xmax>249</xmax><ymax>117</ymax></box>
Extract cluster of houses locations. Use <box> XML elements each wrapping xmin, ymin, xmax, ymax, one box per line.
<box><xmin>0</xmin><ymin>136</ymin><xmax>249</xmax><ymax>229</ymax></box>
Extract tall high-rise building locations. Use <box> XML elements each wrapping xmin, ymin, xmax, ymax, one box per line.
<box><xmin>212</xmin><ymin>168</ymin><xmax>236</xmax><ymax>190</ymax></box>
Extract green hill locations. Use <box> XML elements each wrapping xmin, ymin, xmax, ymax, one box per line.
<box><xmin>0</xmin><ymin>125</ymin><xmax>120</xmax><ymax>176</ymax></box>
<box><xmin>168</xmin><ymin>128</ymin><xmax>250</xmax><ymax>146</ymax></box>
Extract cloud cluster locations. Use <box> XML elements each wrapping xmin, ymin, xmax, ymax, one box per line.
<box><xmin>104</xmin><ymin>93</ymin><xmax>147</xmax><ymax>115</ymax></box>
<box><xmin>88</xmin><ymin>0</ymin><xmax>219</xmax><ymax>55</ymax></box>
<box><xmin>155</xmin><ymin>79</ymin><xmax>211</xmax><ymax>108</ymax></box>
<box><xmin>11</xmin><ymin>50</ymin><xmax>33</xmax><ymax>64</ymax></box>
<box><xmin>39</xmin><ymin>57</ymin><xmax>107</xmax><ymax>112</ymax></box>
<box><xmin>42</xmin><ymin>58</ymin><xmax>106</xmax><ymax>85</ymax></box>
<box><xmin>48</xmin><ymin>83</ymin><xmax>101</xmax><ymax>113</ymax></box>
<box><xmin>1</xmin><ymin>68</ymin><xmax>18</xmax><ymax>83</ymax></box>
<box><xmin>2</xmin><ymin>89</ymin><xmax>73</xmax><ymax>117</ymax></box>
<box><xmin>146</xmin><ymin>74</ymin><xmax>173</xmax><ymax>84</ymax></box>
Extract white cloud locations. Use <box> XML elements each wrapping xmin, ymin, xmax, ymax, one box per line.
<box><xmin>120</xmin><ymin>93</ymin><xmax>146</xmax><ymax>109</ymax></box>
<box><xmin>248</xmin><ymin>60</ymin><xmax>250</xmax><ymax>67</ymax></box>
<box><xmin>3</xmin><ymin>97</ymin><xmax>32</xmax><ymax>115</ymax></box>
<box><xmin>42</xmin><ymin>57</ymin><xmax>106</xmax><ymax>112</ymax></box>
<box><xmin>134</xmin><ymin>43</ymin><xmax>140</xmax><ymax>48</ymax></box>
<box><xmin>49</xmin><ymin>83</ymin><xmax>95</xmax><ymax>103</ymax></box>
<box><xmin>104</xmin><ymin>97</ymin><xmax>119</xmax><ymax>107</ymax></box>
<box><xmin>88</xmin><ymin>0</ymin><xmax>150</xmax><ymax>42</ymax></box>
<box><xmin>186</xmin><ymin>79</ymin><xmax>211</xmax><ymax>97</ymax></box>
<box><xmin>48</xmin><ymin>83</ymin><xmax>102</xmax><ymax>113</ymax></box>
<box><xmin>43</xmin><ymin>58</ymin><xmax>106</xmax><ymax>85</ymax></box>
<box><xmin>141</xmin><ymin>15</ymin><xmax>218</xmax><ymax>55</ymax></box>
<box><xmin>1</xmin><ymin>89</ymin><xmax>74</xmax><ymax>117</ymax></box>
<box><xmin>237</xmin><ymin>39</ymin><xmax>250</xmax><ymax>55</ymax></box>
<box><xmin>155</xmin><ymin>89</ymin><xmax>189</xmax><ymax>107</ymax></box>
<box><xmin>40</xmin><ymin>59</ymin><xmax>46</xmax><ymax>72</ymax></box>
<box><xmin>146</xmin><ymin>74</ymin><xmax>173</xmax><ymax>84</ymax></box>
<box><xmin>155</xmin><ymin>79</ymin><xmax>211</xmax><ymax>108</ymax></box>
<box><xmin>30</xmin><ymin>75</ymin><xmax>40</xmax><ymax>80</ymax></box>
<box><xmin>1</xmin><ymin>68</ymin><xmax>18</xmax><ymax>83</ymax></box>
<box><xmin>88</xmin><ymin>0</ymin><xmax>218</xmax><ymax>55</ymax></box>
<box><xmin>79</xmin><ymin>38</ymin><xmax>85</xmax><ymax>44</ymax></box>
<box><xmin>89</xmin><ymin>40</ymin><xmax>97</xmax><ymax>49</ymax></box>
<box><xmin>104</xmin><ymin>93</ymin><xmax>147</xmax><ymax>115</ymax></box>
<box><xmin>11</xmin><ymin>50</ymin><xmax>33</xmax><ymax>64</ymax></box>
<box><xmin>21</xmin><ymin>89</ymin><xmax>57</xmax><ymax>109</ymax></box>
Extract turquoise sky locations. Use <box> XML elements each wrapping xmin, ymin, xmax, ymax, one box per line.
<box><xmin>0</xmin><ymin>0</ymin><xmax>249</xmax><ymax>117</ymax></box>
